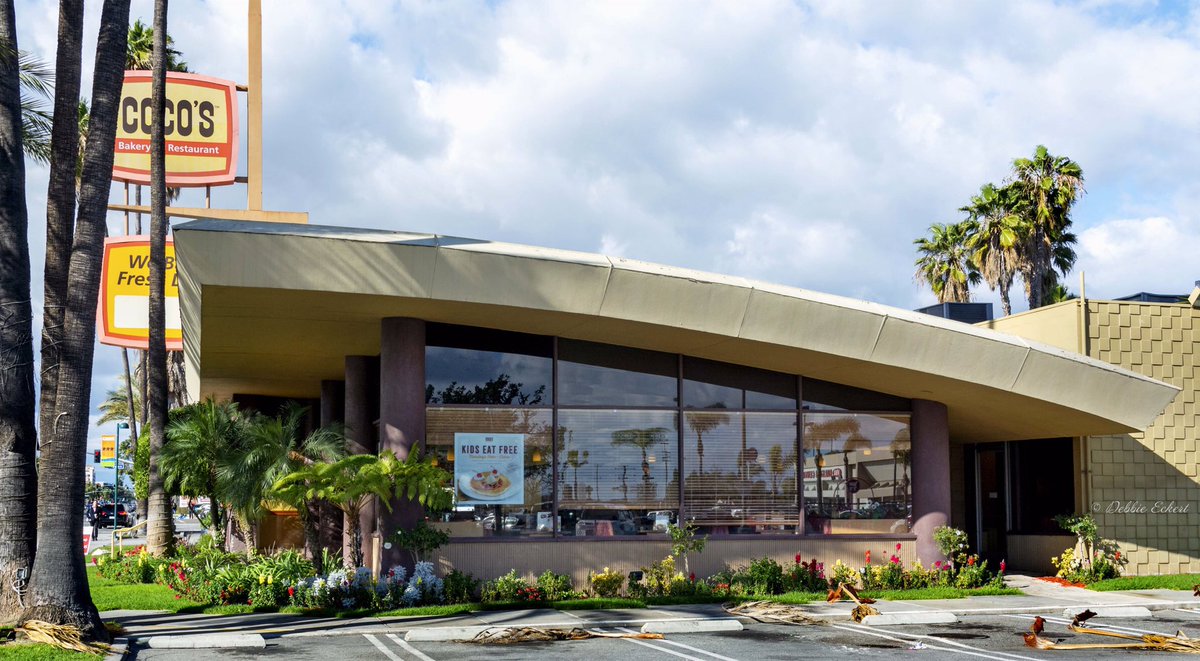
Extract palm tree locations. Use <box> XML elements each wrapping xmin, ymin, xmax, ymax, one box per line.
<box><xmin>1008</xmin><ymin>145</ymin><xmax>1085</xmax><ymax>309</ymax></box>
<box><xmin>223</xmin><ymin>403</ymin><xmax>346</xmax><ymax>565</ymax></box>
<box><xmin>126</xmin><ymin>18</ymin><xmax>187</xmax><ymax>72</ymax></box>
<box><xmin>23</xmin><ymin>0</ymin><xmax>130</xmax><ymax>640</ymax></box>
<box><xmin>0</xmin><ymin>13</ymin><xmax>40</xmax><ymax>626</ymax></box>
<box><xmin>962</xmin><ymin>183</ymin><xmax>1022</xmax><ymax>316</ymax></box>
<box><xmin>914</xmin><ymin>221</ymin><xmax>980</xmax><ymax>303</ymax></box>
<box><xmin>16</xmin><ymin>50</ymin><xmax>52</xmax><ymax>164</ymax></box>
<box><xmin>144</xmin><ymin>0</ymin><xmax>174</xmax><ymax>557</ymax></box>
<box><xmin>97</xmin><ymin>374</ymin><xmax>143</xmax><ymax>427</ymax></box>
<box><xmin>612</xmin><ymin>427</ymin><xmax>669</xmax><ymax>501</ymax></box>
<box><xmin>162</xmin><ymin>399</ymin><xmax>245</xmax><ymax>550</ymax></box>
<box><xmin>684</xmin><ymin>409</ymin><xmax>729</xmax><ymax>475</ymax></box>
<box><xmin>1046</xmin><ymin>283</ymin><xmax>1077</xmax><ymax>304</ymax></box>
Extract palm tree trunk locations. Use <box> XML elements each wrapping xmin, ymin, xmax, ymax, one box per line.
<box><xmin>301</xmin><ymin>499</ymin><xmax>322</xmax><ymax>574</ymax></box>
<box><xmin>145</xmin><ymin>0</ymin><xmax>174</xmax><ymax>557</ymax></box>
<box><xmin>0</xmin><ymin>0</ymin><xmax>39</xmax><ymax>625</ymax></box>
<box><xmin>345</xmin><ymin>503</ymin><xmax>363</xmax><ymax>570</ymax></box>
<box><xmin>207</xmin><ymin>496</ymin><xmax>224</xmax><ymax>551</ymax></box>
<box><xmin>23</xmin><ymin>0</ymin><xmax>129</xmax><ymax>640</ymax></box>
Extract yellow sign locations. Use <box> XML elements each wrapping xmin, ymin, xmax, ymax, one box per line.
<box><xmin>96</xmin><ymin>236</ymin><xmax>182</xmax><ymax>351</ymax></box>
<box><xmin>101</xmin><ymin>435</ymin><xmax>116</xmax><ymax>468</ymax></box>
<box><xmin>113</xmin><ymin>71</ymin><xmax>239</xmax><ymax>187</ymax></box>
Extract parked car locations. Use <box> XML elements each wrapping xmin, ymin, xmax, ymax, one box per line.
<box><xmin>97</xmin><ymin>503</ymin><xmax>133</xmax><ymax>528</ymax></box>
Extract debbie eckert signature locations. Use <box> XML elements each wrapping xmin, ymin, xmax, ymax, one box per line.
<box><xmin>1092</xmin><ymin>500</ymin><xmax>1191</xmax><ymax>514</ymax></box>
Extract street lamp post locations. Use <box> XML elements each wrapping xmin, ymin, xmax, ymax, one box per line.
<box><xmin>114</xmin><ymin>421</ymin><xmax>129</xmax><ymax>519</ymax></box>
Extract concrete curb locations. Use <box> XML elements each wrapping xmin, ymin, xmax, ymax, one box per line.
<box><xmin>103</xmin><ymin>637</ymin><xmax>129</xmax><ymax>661</ymax></box>
<box><xmin>145</xmin><ymin>633</ymin><xmax>266</xmax><ymax>649</ymax></box>
<box><xmin>1062</xmin><ymin>606</ymin><xmax>1153</xmax><ymax>619</ymax></box>
<box><xmin>860</xmin><ymin>612</ymin><xmax>958</xmax><ymax>626</ymax></box>
<box><xmin>640</xmin><ymin>619</ymin><xmax>743</xmax><ymax>634</ymax></box>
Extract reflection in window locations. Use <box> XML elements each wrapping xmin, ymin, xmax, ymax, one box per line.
<box><xmin>425</xmin><ymin>324</ymin><xmax>552</xmax><ymax>405</ymax></box>
<box><xmin>802</xmin><ymin>379</ymin><xmax>909</xmax><ymax>412</ymax></box>
<box><xmin>557</xmin><ymin>410</ymin><xmax>679</xmax><ymax>536</ymax></box>
<box><xmin>425</xmin><ymin>407</ymin><xmax>554</xmax><ymax>537</ymax></box>
<box><xmin>558</xmin><ymin>340</ymin><xmax>677</xmax><ymax>407</ymax></box>
<box><xmin>683</xmin><ymin>412</ymin><xmax>798</xmax><ymax>533</ymax></box>
<box><xmin>803</xmin><ymin>412</ymin><xmax>911</xmax><ymax>535</ymax></box>
<box><xmin>682</xmin><ymin>358</ymin><xmax>797</xmax><ymax>410</ymax></box>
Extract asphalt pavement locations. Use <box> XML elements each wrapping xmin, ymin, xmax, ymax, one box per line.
<box><xmin>105</xmin><ymin>574</ymin><xmax>1200</xmax><ymax>660</ymax></box>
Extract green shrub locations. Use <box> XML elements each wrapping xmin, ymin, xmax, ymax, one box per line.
<box><xmin>481</xmin><ymin>570</ymin><xmax>530</xmax><ymax>603</ymax></box>
<box><xmin>443</xmin><ymin>569</ymin><xmax>480</xmax><ymax>604</ymax></box>
<box><xmin>829</xmin><ymin>559</ymin><xmax>858</xmax><ymax>588</ymax></box>
<box><xmin>536</xmin><ymin>570</ymin><xmax>577</xmax><ymax>601</ymax></box>
<box><xmin>735</xmin><ymin>557</ymin><xmax>785</xmax><ymax>595</ymax></box>
<box><xmin>785</xmin><ymin>554</ymin><xmax>828</xmax><ymax>592</ymax></box>
<box><xmin>589</xmin><ymin>567</ymin><xmax>624</xmax><ymax>598</ymax></box>
<box><xmin>933</xmin><ymin>526</ymin><xmax>970</xmax><ymax>567</ymax></box>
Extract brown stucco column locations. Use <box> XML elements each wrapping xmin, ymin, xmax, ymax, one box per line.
<box><xmin>317</xmin><ymin>380</ymin><xmax>346</xmax><ymax>557</ymax></box>
<box><xmin>911</xmin><ymin>398</ymin><xmax>951</xmax><ymax>564</ymax></box>
<box><xmin>344</xmin><ymin>355</ymin><xmax>380</xmax><ymax>563</ymax></box>
<box><xmin>378</xmin><ymin>318</ymin><xmax>426</xmax><ymax>567</ymax></box>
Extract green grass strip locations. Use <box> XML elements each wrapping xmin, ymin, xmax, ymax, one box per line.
<box><xmin>0</xmin><ymin>643</ymin><xmax>103</xmax><ymax>661</ymax></box>
<box><xmin>1089</xmin><ymin>574</ymin><xmax>1200</xmax><ymax>592</ymax></box>
<box><xmin>87</xmin><ymin>566</ymin><xmax>202</xmax><ymax>613</ymax></box>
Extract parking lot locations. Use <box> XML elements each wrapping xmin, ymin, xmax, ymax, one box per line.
<box><xmin>124</xmin><ymin>607</ymin><xmax>1200</xmax><ymax>660</ymax></box>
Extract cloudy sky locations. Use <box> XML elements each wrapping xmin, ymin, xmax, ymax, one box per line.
<box><xmin>13</xmin><ymin>0</ymin><xmax>1200</xmax><ymax>466</ymax></box>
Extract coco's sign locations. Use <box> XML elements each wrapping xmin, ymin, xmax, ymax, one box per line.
<box><xmin>113</xmin><ymin>71</ymin><xmax>239</xmax><ymax>187</ymax></box>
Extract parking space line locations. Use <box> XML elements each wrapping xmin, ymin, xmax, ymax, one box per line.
<box><xmin>364</xmin><ymin>634</ymin><xmax>405</xmax><ymax>661</ymax></box>
<box><xmin>614</xmin><ymin>627</ymin><xmax>739</xmax><ymax>661</ymax></box>
<box><xmin>386</xmin><ymin>633</ymin><xmax>436</xmax><ymax>661</ymax></box>
<box><xmin>1004</xmin><ymin>613</ymin><xmax>1166</xmax><ymax>637</ymax></box>
<box><xmin>594</xmin><ymin>628</ymin><xmax>705</xmax><ymax>660</ymax></box>
<box><xmin>823</xmin><ymin>623</ymin><xmax>1040</xmax><ymax>661</ymax></box>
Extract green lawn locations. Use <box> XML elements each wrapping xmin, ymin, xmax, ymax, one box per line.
<box><xmin>87</xmin><ymin>566</ymin><xmax>201</xmax><ymax>613</ymax></box>
<box><xmin>0</xmin><ymin>643</ymin><xmax>103</xmax><ymax>661</ymax></box>
<box><xmin>860</xmin><ymin>586</ymin><xmax>1022</xmax><ymax>600</ymax></box>
<box><xmin>1089</xmin><ymin>574</ymin><xmax>1200</xmax><ymax>592</ymax></box>
<box><xmin>374</xmin><ymin>604</ymin><xmax>478</xmax><ymax>618</ymax></box>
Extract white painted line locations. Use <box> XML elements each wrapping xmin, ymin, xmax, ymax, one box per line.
<box><xmin>601</xmin><ymin>629</ymin><xmax>705</xmax><ymax>661</ymax></box>
<box><xmin>616</xmin><ymin>627</ymin><xmax>739</xmax><ymax>661</ymax></box>
<box><xmin>363</xmin><ymin>634</ymin><xmax>403</xmax><ymax>661</ymax></box>
<box><xmin>387</xmin><ymin>633</ymin><xmax>436</xmax><ymax>661</ymax></box>
<box><xmin>1005</xmin><ymin>613</ymin><xmax>1165</xmax><ymax>637</ymax></box>
<box><xmin>824</xmin><ymin>623</ymin><xmax>1041</xmax><ymax>661</ymax></box>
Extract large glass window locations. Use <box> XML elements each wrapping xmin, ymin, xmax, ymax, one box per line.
<box><xmin>426</xmin><ymin>324</ymin><xmax>552</xmax><ymax>405</ymax></box>
<box><xmin>683</xmin><ymin>412</ymin><xmax>798</xmax><ymax>534</ymax></box>
<box><xmin>803</xmin><ymin>412</ymin><xmax>911</xmax><ymax>535</ymax></box>
<box><xmin>803</xmin><ymin>379</ymin><xmax>909</xmax><ymax>412</ymax></box>
<box><xmin>682</xmin><ymin>357</ymin><xmax>796</xmax><ymax>410</ymax></box>
<box><xmin>426</xmin><ymin>407</ymin><xmax>554</xmax><ymax>537</ymax></box>
<box><xmin>558</xmin><ymin>340</ymin><xmax>677</xmax><ymax>407</ymax></box>
<box><xmin>557</xmin><ymin>410</ymin><xmax>679</xmax><ymax>536</ymax></box>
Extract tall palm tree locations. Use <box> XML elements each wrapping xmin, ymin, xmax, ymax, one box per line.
<box><xmin>162</xmin><ymin>399</ymin><xmax>245</xmax><ymax>550</ymax></box>
<box><xmin>0</xmin><ymin>8</ymin><xmax>39</xmax><ymax>626</ymax></box>
<box><xmin>144</xmin><ymin>0</ymin><xmax>173</xmax><ymax>557</ymax></box>
<box><xmin>1008</xmin><ymin>145</ymin><xmax>1085</xmax><ymax>309</ymax></box>
<box><xmin>914</xmin><ymin>221</ymin><xmax>980</xmax><ymax>303</ymax></box>
<box><xmin>222</xmin><ymin>403</ymin><xmax>346</xmax><ymax>565</ymax></box>
<box><xmin>962</xmin><ymin>183</ymin><xmax>1022</xmax><ymax>317</ymax></box>
<box><xmin>24</xmin><ymin>0</ymin><xmax>130</xmax><ymax>640</ymax></box>
<box><xmin>684</xmin><ymin>409</ymin><xmax>728</xmax><ymax>475</ymax></box>
<box><xmin>16</xmin><ymin>50</ymin><xmax>52</xmax><ymax>164</ymax></box>
<box><xmin>126</xmin><ymin>18</ymin><xmax>187</xmax><ymax>72</ymax></box>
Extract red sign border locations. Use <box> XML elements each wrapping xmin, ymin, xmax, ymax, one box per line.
<box><xmin>97</xmin><ymin>235</ymin><xmax>184</xmax><ymax>351</ymax></box>
<box><xmin>113</xmin><ymin>71</ymin><xmax>240</xmax><ymax>188</ymax></box>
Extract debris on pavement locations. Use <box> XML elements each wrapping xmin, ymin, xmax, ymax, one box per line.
<box><xmin>725</xmin><ymin>600</ymin><xmax>823</xmax><ymax>625</ymax></box>
<box><xmin>466</xmin><ymin>626</ymin><xmax>665</xmax><ymax>644</ymax></box>
<box><xmin>17</xmin><ymin>620</ymin><xmax>108</xmax><ymax>654</ymax></box>
<box><xmin>1022</xmin><ymin>611</ymin><xmax>1200</xmax><ymax>653</ymax></box>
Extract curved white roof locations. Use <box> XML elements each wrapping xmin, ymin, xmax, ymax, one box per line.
<box><xmin>175</xmin><ymin>220</ymin><xmax>1178</xmax><ymax>442</ymax></box>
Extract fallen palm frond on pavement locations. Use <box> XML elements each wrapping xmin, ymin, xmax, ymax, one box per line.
<box><xmin>1023</xmin><ymin>612</ymin><xmax>1200</xmax><ymax>653</ymax></box>
<box><xmin>725</xmin><ymin>600</ymin><xmax>822</xmax><ymax>625</ymax></box>
<box><xmin>467</xmin><ymin>626</ymin><xmax>665</xmax><ymax>644</ymax></box>
<box><xmin>17</xmin><ymin>620</ymin><xmax>109</xmax><ymax>654</ymax></box>
<box><xmin>827</xmin><ymin>582</ymin><xmax>880</xmax><ymax>622</ymax></box>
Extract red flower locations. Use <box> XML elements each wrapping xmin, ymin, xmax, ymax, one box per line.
<box><xmin>288</xmin><ymin>587</ymin><xmax>295</xmax><ymax>597</ymax></box>
<box><xmin>999</xmin><ymin>560</ymin><xmax>1006</xmax><ymax>573</ymax></box>
<box><xmin>865</xmin><ymin>550</ymin><xmax>871</xmax><ymax>564</ymax></box>
<box><xmin>689</xmin><ymin>572</ymin><xmax>696</xmax><ymax>582</ymax></box>
<box><xmin>174</xmin><ymin>594</ymin><xmax>181</xmax><ymax>599</ymax></box>
<box><xmin>934</xmin><ymin>560</ymin><xmax>942</xmax><ymax>569</ymax></box>
<box><xmin>247</xmin><ymin>599</ymin><xmax>253</xmax><ymax>605</ymax></box>
<box><xmin>967</xmin><ymin>556</ymin><xmax>976</xmax><ymax>566</ymax></box>
<box><xmin>1115</xmin><ymin>551</ymin><xmax>1121</xmax><ymax>561</ymax></box>
<box><xmin>896</xmin><ymin>543</ymin><xmax>902</xmax><ymax>552</ymax></box>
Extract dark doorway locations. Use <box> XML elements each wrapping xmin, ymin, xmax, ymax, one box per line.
<box><xmin>975</xmin><ymin>444</ymin><xmax>1008</xmax><ymax>565</ymax></box>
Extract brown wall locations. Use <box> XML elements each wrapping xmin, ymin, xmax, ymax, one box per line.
<box><xmin>435</xmin><ymin>537</ymin><xmax>917</xmax><ymax>591</ymax></box>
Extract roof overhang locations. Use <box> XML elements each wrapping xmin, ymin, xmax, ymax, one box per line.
<box><xmin>174</xmin><ymin>220</ymin><xmax>1179</xmax><ymax>443</ymax></box>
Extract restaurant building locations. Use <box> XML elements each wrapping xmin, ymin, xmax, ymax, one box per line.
<box><xmin>174</xmin><ymin>220</ymin><xmax>1177</xmax><ymax>583</ymax></box>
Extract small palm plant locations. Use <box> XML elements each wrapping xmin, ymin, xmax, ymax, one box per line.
<box><xmin>271</xmin><ymin>451</ymin><xmax>452</xmax><ymax>570</ymax></box>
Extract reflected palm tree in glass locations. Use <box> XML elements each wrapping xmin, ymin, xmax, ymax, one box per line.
<box><xmin>685</xmin><ymin>409</ymin><xmax>729</xmax><ymax>476</ymax></box>
<box><xmin>612</xmin><ymin>427</ymin><xmax>668</xmax><ymax>502</ymax></box>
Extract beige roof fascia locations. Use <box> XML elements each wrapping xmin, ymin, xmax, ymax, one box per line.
<box><xmin>174</xmin><ymin>220</ymin><xmax>1179</xmax><ymax>442</ymax></box>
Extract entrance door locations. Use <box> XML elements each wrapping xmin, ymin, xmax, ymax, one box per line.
<box><xmin>975</xmin><ymin>444</ymin><xmax>1008</xmax><ymax>565</ymax></box>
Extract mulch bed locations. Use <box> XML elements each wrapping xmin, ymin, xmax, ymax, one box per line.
<box><xmin>1036</xmin><ymin>576</ymin><xmax>1088</xmax><ymax>589</ymax></box>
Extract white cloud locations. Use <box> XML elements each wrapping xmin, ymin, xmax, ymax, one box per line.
<box><xmin>10</xmin><ymin>0</ymin><xmax>1200</xmax><ymax>422</ymax></box>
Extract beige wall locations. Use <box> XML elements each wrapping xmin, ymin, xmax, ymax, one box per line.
<box><xmin>992</xmin><ymin>300</ymin><xmax>1198</xmax><ymax>575</ymax></box>
<box><xmin>436</xmin><ymin>538</ymin><xmax>918</xmax><ymax>591</ymax></box>
<box><xmin>1085</xmin><ymin>301</ymin><xmax>1200</xmax><ymax>575</ymax></box>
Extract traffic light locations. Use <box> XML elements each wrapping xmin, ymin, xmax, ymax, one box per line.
<box><xmin>93</xmin><ymin>450</ymin><xmax>101</xmax><ymax>463</ymax></box>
